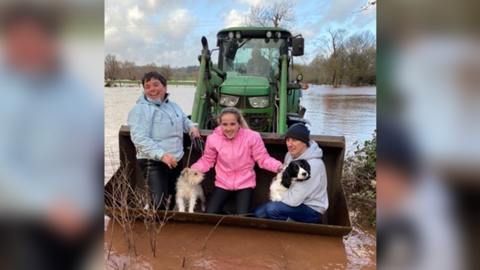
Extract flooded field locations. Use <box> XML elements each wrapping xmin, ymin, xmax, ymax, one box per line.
<box><xmin>105</xmin><ymin>220</ymin><xmax>376</xmax><ymax>270</ymax></box>
<box><xmin>104</xmin><ymin>85</ymin><xmax>377</xmax><ymax>269</ymax></box>
<box><xmin>301</xmin><ymin>86</ymin><xmax>377</xmax><ymax>155</ymax></box>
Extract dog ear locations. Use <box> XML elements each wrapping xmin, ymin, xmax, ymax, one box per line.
<box><xmin>281</xmin><ymin>167</ymin><xmax>292</xmax><ymax>188</ymax></box>
<box><xmin>301</xmin><ymin>160</ymin><xmax>311</xmax><ymax>173</ymax></box>
<box><xmin>300</xmin><ymin>160</ymin><xmax>311</xmax><ymax>179</ymax></box>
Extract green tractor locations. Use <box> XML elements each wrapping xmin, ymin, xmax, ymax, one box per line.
<box><xmin>191</xmin><ymin>27</ymin><xmax>309</xmax><ymax>133</ymax></box>
<box><xmin>105</xmin><ymin>27</ymin><xmax>351</xmax><ymax>236</ymax></box>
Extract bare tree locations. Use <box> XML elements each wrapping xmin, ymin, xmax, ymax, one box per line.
<box><xmin>158</xmin><ymin>64</ymin><xmax>173</xmax><ymax>81</ymax></box>
<box><xmin>342</xmin><ymin>31</ymin><xmax>376</xmax><ymax>86</ymax></box>
<box><xmin>105</xmin><ymin>54</ymin><xmax>120</xmax><ymax>81</ymax></box>
<box><xmin>322</xmin><ymin>29</ymin><xmax>348</xmax><ymax>88</ymax></box>
<box><xmin>141</xmin><ymin>62</ymin><xmax>158</xmax><ymax>76</ymax></box>
<box><xmin>361</xmin><ymin>0</ymin><xmax>376</xmax><ymax>11</ymax></box>
<box><xmin>311</xmin><ymin>29</ymin><xmax>376</xmax><ymax>87</ymax></box>
<box><xmin>121</xmin><ymin>60</ymin><xmax>137</xmax><ymax>81</ymax></box>
<box><xmin>244</xmin><ymin>1</ymin><xmax>296</xmax><ymax>28</ymax></box>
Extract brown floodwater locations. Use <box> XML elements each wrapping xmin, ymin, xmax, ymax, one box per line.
<box><xmin>104</xmin><ymin>219</ymin><xmax>376</xmax><ymax>269</ymax></box>
<box><xmin>301</xmin><ymin>86</ymin><xmax>377</xmax><ymax>155</ymax></box>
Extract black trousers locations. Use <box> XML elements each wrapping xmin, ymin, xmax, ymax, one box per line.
<box><xmin>138</xmin><ymin>158</ymin><xmax>183</xmax><ymax>210</ymax></box>
<box><xmin>205</xmin><ymin>187</ymin><xmax>254</xmax><ymax>215</ymax></box>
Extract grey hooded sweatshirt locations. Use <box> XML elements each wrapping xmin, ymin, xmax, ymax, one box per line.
<box><xmin>282</xmin><ymin>140</ymin><xmax>328</xmax><ymax>214</ymax></box>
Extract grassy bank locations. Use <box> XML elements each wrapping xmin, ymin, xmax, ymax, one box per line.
<box><xmin>105</xmin><ymin>80</ymin><xmax>195</xmax><ymax>86</ymax></box>
<box><xmin>342</xmin><ymin>131</ymin><xmax>377</xmax><ymax>228</ymax></box>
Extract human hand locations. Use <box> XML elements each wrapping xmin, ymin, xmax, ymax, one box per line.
<box><xmin>161</xmin><ymin>153</ymin><xmax>178</xmax><ymax>169</ymax></box>
<box><xmin>277</xmin><ymin>165</ymin><xmax>286</xmax><ymax>173</ymax></box>
<box><xmin>189</xmin><ymin>126</ymin><xmax>200</xmax><ymax>138</ymax></box>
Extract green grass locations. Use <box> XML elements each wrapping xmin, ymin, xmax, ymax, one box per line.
<box><xmin>105</xmin><ymin>80</ymin><xmax>196</xmax><ymax>86</ymax></box>
<box><xmin>169</xmin><ymin>81</ymin><xmax>195</xmax><ymax>86</ymax></box>
<box><xmin>106</xmin><ymin>81</ymin><xmax>140</xmax><ymax>84</ymax></box>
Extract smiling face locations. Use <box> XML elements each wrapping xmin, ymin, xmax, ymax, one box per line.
<box><xmin>4</xmin><ymin>19</ymin><xmax>58</xmax><ymax>74</ymax></box>
<box><xmin>286</xmin><ymin>137</ymin><xmax>308</xmax><ymax>158</ymax></box>
<box><xmin>220</xmin><ymin>113</ymin><xmax>240</xmax><ymax>139</ymax></box>
<box><xmin>143</xmin><ymin>78</ymin><xmax>167</xmax><ymax>101</ymax></box>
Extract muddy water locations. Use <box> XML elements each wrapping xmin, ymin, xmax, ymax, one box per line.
<box><xmin>301</xmin><ymin>86</ymin><xmax>377</xmax><ymax>156</ymax></box>
<box><xmin>105</xmin><ymin>221</ymin><xmax>376</xmax><ymax>269</ymax></box>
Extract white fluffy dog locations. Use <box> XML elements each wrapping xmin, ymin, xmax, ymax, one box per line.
<box><xmin>270</xmin><ymin>160</ymin><xmax>311</xmax><ymax>201</ymax></box>
<box><xmin>175</xmin><ymin>168</ymin><xmax>206</xmax><ymax>213</ymax></box>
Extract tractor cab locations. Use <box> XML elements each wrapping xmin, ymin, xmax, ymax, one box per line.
<box><xmin>211</xmin><ymin>27</ymin><xmax>306</xmax><ymax>132</ymax></box>
<box><xmin>218</xmin><ymin>30</ymin><xmax>287</xmax><ymax>81</ymax></box>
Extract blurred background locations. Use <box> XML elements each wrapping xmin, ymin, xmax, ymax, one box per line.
<box><xmin>378</xmin><ymin>0</ymin><xmax>479</xmax><ymax>269</ymax></box>
<box><xmin>0</xmin><ymin>0</ymin><xmax>104</xmax><ymax>269</ymax></box>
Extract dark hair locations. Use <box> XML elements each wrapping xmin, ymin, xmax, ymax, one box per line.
<box><xmin>142</xmin><ymin>71</ymin><xmax>167</xmax><ymax>88</ymax></box>
<box><xmin>0</xmin><ymin>4</ymin><xmax>59</xmax><ymax>36</ymax></box>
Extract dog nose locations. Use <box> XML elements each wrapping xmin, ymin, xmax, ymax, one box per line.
<box><xmin>302</xmin><ymin>172</ymin><xmax>307</xmax><ymax>176</ymax></box>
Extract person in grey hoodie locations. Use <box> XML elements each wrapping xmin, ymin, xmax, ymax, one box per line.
<box><xmin>127</xmin><ymin>72</ymin><xmax>199</xmax><ymax>210</ymax></box>
<box><xmin>253</xmin><ymin>123</ymin><xmax>328</xmax><ymax>223</ymax></box>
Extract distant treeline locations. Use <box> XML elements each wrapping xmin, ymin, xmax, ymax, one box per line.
<box><xmin>104</xmin><ymin>56</ymin><xmax>199</xmax><ymax>82</ymax></box>
<box><xmin>105</xmin><ymin>29</ymin><xmax>375</xmax><ymax>87</ymax></box>
<box><xmin>294</xmin><ymin>29</ymin><xmax>376</xmax><ymax>87</ymax></box>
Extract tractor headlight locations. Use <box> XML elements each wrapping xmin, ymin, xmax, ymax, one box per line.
<box><xmin>248</xmin><ymin>96</ymin><xmax>269</xmax><ymax>108</ymax></box>
<box><xmin>220</xmin><ymin>95</ymin><xmax>240</xmax><ymax>107</ymax></box>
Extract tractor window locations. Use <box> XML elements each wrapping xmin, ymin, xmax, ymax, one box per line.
<box><xmin>221</xmin><ymin>39</ymin><xmax>285</xmax><ymax>80</ymax></box>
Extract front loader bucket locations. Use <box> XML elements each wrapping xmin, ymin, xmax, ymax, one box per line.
<box><xmin>105</xmin><ymin>126</ymin><xmax>351</xmax><ymax>236</ymax></box>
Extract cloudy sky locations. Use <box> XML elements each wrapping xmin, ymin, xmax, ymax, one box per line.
<box><xmin>105</xmin><ymin>0</ymin><xmax>376</xmax><ymax>68</ymax></box>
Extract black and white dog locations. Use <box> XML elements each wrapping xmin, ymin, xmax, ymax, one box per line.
<box><xmin>269</xmin><ymin>159</ymin><xmax>311</xmax><ymax>201</ymax></box>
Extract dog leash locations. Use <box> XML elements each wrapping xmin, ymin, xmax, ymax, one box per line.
<box><xmin>186</xmin><ymin>132</ymin><xmax>205</xmax><ymax>167</ymax></box>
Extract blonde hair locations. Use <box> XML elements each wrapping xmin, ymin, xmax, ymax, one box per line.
<box><xmin>218</xmin><ymin>107</ymin><xmax>249</xmax><ymax>129</ymax></box>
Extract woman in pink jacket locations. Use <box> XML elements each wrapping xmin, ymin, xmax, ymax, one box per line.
<box><xmin>191</xmin><ymin>107</ymin><xmax>283</xmax><ymax>215</ymax></box>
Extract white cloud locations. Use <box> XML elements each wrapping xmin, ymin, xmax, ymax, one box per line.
<box><xmin>298</xmin><ymin>29</ymin><xmax>315</xmax><ymax>40</ymax></box>
<box><xmin>105</xmin><ymin>1</ymin><xmax>200</xmax><ymax>67</ymax></box>
<box><xmin>223</xmin><ymin>9</ymin><xmax>246</xmax><ymax>28</ymax></box>
<box><xmin>237</xmin><ymin>0</ymin><xmax>263</xmax><ymax>5</ymax></box>
<box><xmin>158</xmin><ymin>8</ymin><xmax>192</xmax><ymax>40</ymax></box>
<box><xmin>104</xmin><ymin>0</ymin><xmax>375</xmax><ymax>67</ymax></box>
<box><xmin>320</xmin><ymin>0</ymin><xmax>359</xmax><ymax>24</ymax></box>
<box><xmin>348</xmin><ymin>7</ymin><xmax>376</xmax><ymax>33</ymax></box>
<box><xmin>148</xmin><ymin>0</ymin><xmax>156</xmax><ymax>9</ymax></box>
<box><xmin>127</xmin><ymin>5</ymin><xmax>145</xmax><ymax>25</ymax></box>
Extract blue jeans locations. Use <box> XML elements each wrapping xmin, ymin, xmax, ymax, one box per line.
<box><xmin>253</xmin><ymin>202</ymin><xmax>322</xmax><ymax>223</ymax></box>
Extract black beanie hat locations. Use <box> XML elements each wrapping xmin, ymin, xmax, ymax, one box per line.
<box><xmin>377</xmin><ymin>121</ymin><xmax>418</xmax><ymax>178</ymax></box>
<box><xmin>285</xmin><ymin>123</ymin><xmax>310</xmax><ymax>146</ymax></box>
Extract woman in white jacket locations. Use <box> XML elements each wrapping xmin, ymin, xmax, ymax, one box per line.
<box><xmin>127</xmin><ymin>72</ymin><xmax>199</xmax><ymax>210</ymax></box>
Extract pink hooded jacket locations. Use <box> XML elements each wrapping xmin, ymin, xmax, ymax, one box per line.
<box><xmin>191</xmin><ymin>126</ymin><xmax>282</xmax><ymax>191</ymax></box>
